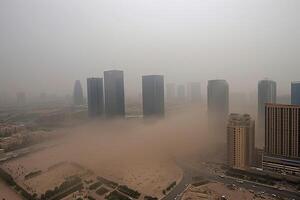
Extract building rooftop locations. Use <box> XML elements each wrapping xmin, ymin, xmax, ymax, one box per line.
<box><xmin>291</xmin><ymin>81</ymin><xmax>300</xmax><ymax>84</ymax></box>
<box><xmin>265</xmin><ymin>103</ymin><xmax>300</xmax><ymax>108</ymax></box>
<box><xmin>228</xmin><ymin>113</ymin><xmax>253</xmax><ymax>126</ymax></box>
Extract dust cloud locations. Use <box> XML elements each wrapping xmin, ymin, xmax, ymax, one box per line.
<box><xmin>3</xmin><ymin>105</ymin><xmax>221</xmax><ymax>197</ymax></box>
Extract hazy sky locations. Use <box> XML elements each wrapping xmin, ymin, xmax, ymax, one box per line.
<box><xmin>0</xmin><ymin>0</ymin><xmax>299</xmax><ymax>97</ymax></box>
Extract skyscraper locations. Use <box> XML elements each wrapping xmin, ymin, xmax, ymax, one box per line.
<box><xmin>207</xmin><ymin>79</ymin><xmax>229</xmax><ymax>140</ymax></box>
<box><xmin>142</xmin><ymin>75</ymin><xmax>164</xmax><ymax>117</ymax></box>
<box><xmin>188</xmin><ymin>82</ymin><xmax>201</xmax><ymax>103</ymax></box>
<box><xmin>87</xmin><ymin>78</ymin><xmax>104</xmax><ymax>117</ymax></box>
<box><xmin>263</xmin><ymin>104</ymin><xmax>300</xmax><ymax>177</ymax></box>
<box><xmin>227</xmin><ymin>113</ymin><xmax>255</xmax><ymax>170</ymax></box>
<box><xmin>257</xmin><ymin>79</ymin><xmax>276</xmax><ymax>146</ymax></box>
<box><xmin>73</xmin><ymin>80</ymin><xmax>84</xmax><ymax>105</ymax></box>
<box><xmin>166</xmin><ymin>83</ymin><xmax>176</xmax><ymax>103</ymax></box>
<box><xmin>291</xmin><ymin>81</ymin><xmax>300</xmax><ymax>105</ymax></box>
<box><xmin>16</xmin><ymin>92</ymin><xmax>26</xmax><ymax>106</ymax></box>
<box><xmin>177</xmin><ymin>85</ymin><xmax>186</xmax><ymax>102</ymax></box>
<box><xmin>104</xmin><ymin>70</ymin><xmax>125</xmax><ymax>117</ymax></box>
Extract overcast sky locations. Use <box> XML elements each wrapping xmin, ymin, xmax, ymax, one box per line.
<box><xmin>0</xmin><ymin>0</ymin><xmax>299</xmax><ymax>97</ymax></box>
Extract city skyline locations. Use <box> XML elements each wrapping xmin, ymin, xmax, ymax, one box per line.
<box><xmin>1</xmin><ymin>0</ymin><xmax>300</xmax><ymax>96</ymax></box>
<box><xmin>1</xmin><ymin>1</ymin><xmax>300</xmax><ymax>199</ymax></box>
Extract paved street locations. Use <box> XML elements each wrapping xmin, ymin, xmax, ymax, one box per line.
<box><xmin>163</xmin><ymin>160</ymin><xmax>300</xmax><ymax>200</ymax></box>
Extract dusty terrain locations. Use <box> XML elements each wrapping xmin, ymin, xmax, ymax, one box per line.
<box><xmin>1</xmin><ymin>106</ymin><xmax>211</xmax><ymax>198</ymax></box>
<box><xmin>182</xmin><ymin>182</ymin><xmax>277</xmax><ymax>200</ymax></box>
<box><xmin>0</xmin><ymin>179</ymin><xmax>22</xmax><ymax>200</ymax></box>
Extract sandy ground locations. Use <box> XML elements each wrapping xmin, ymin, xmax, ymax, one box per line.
<box><xmin>0</xmin><ymin>117</ymin><xmax>188</xmax><ymax>198</ymax></box>
<box><xmin>0</xmin><ymin>179</ymin><xmax>22</xmax><ymax>200</ymax></box>
<box><xmin>1</xmin><ymin>107</ymin><xmax>215</xmax><ymax>198</ymax></box>
<box><xmin>23</xmin><ymin>162</ymin><xmax>86</xmax><ymax>195</ymax></box>
<box><xmin>182</xmin><ymin>182</ymin><xmax>277</xmax><ymax>200</ymax></box>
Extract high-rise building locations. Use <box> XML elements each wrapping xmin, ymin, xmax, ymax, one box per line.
<box><xmin>188</xmin><ymin>82</ymin><xmax>201</xmax><ymax>103</ymax></box>
<box><xmin>104</xmin><ymin>70</ymin><xmax>125</xmax><ymax>117</ymax></box>
<box><xmin>263</xmin><ymin>104</ymin><xmax>300</xmax><ymax>177</ymax></box>
<box><xmin>87</xmin><ymin>78</ymin><xmax>104</xmax><ymax>117</ymax></box>
<box><xmin>177</xmin><ymin>85</ymin><xmax>186</xmax><ymax>102</ymax></box>
<box><xmin>142</xmin><ymin>75</ymin><xmax>164</xmax><ymax>117</ymax></box>
<box><xmin>291</xmin><ymin>81</ymin><xmax>300</xmax><ymax>105</ymax></box>
<box><xmin>227</xmin><ymin>113</ymin><xmax>255</xmax><ymax>170</ymax></box>
<box><xmin>257</xmin><ymin>79</ymin><xmax>276</xmax><ymax>146</ymax></box>
<box><xmin>73</xmin><ymin>80</ymin><xmax>84</xmax><ymax>105</ymax></box>
<box><xmin>207</xmin><ymin>79</ymin><xmax>229</xmax><ymax>140</ymax></box>
<box><xmin>16</xmin><ymin>92</ymin><xmax>26</xmax><ymax>106</ymax></box>
<box><xmin>166</xmin><ymin>83</ymin><xmax>176</xmax><ymax>103</ymax></box>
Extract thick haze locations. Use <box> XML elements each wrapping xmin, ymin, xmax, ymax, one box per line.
<box><xmin>0</xmin><ymin>0</ymin><xmax>300</xmax><ymax>97</ymax></box>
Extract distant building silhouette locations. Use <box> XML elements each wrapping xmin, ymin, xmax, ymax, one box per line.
<box><xmin>87</xmin><ymin>78</ymin><xmax>104</xmax><ymax>117</ymax></box>
<box><xmin>207</xmin><ymin>79</ymin><xmax>229</xmax><ymax>140</ymax></box>
<box><xmin>227</xmin><ymin>113</ymin><xmax>255</xmax><ymax>170</ymax></box>
<box><xmin>277</xmin><ymin>94</ymin><xmax>290</xmax><ymax>105</ymax></box>
<box><xmin>166</xmin><ymin>83</ymin><xmax>176</xmax><ymax>103</ymax></box>
<box><xmin>263</xmin><ymin>104</ymin><xmax>300</xmax><ymax>177</ymax></box>
<box><xmin>188</xmin><ymin>82</ymin><xmax>201</xmax><ymax>103</ymax></box>
<box><xmin>177</xmin><ymin>85</ymin><xmax>186</xmax><ymax>102</ymax></box>
<box><xmin>142</xmin><ymin>75</ymin><xmax>164</xmax><ymax>117</ymax></box>
<box><xmin>291</xmin><ymin>81</ymin><xmax>300</xmax><ymax>105</ymax></box>
<box><xmin>257</xmin><ymin>79</ymin><xmax>276</xmax><ymax>146</ymax></box>
<box><xmin>104</xmin><ymin>70</ymin><xmax>125</xmax><ymax>117</ymax></box>
<box><xmin>16</xmin><ymin>92</ymin><xmax>26</xmax><ymax>106</ymax></box>
<box><xmin>73</xmin><ymin>80</ymin><xmax>84</xmax><ymax>105</ymax></box>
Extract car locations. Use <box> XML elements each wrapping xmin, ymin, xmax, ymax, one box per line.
<box><xmin>221</xmin><ymin>195</ymin><xmax>227</xmax><ymax>200</ymax></box>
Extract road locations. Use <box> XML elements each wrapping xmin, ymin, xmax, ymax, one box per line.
<box><xmin>163</xmin><ymin>160</ymin><xmax>300</xmax><ymax>200</ymax></box>
<box><xmin>0</xmin><ymin>179</ymin><xmax>22</xmax><ymax>200</ymax></box>
<box><xmin>0</xmin><ymin>140</ymin><xmax>59</xmax><ymax>163</ymax></box>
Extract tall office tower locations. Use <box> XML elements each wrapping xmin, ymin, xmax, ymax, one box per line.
<box><xmin>291</xmin><ymin>81</ymin><xmax>300</xmax><ymax>105</ymax></box>
<box><xmin>188</xmin><ymin>82</ymin><xmax>201</xmax><ymax>103</ymax></box>
<box><xmin>16</xmin><ymin>92</ymin><xmax>26</xmax><ymax>106</ymax></box>
<box><xmin>87</xmin><ymin>78</ymin><xmax>104</xmax><ymax>117</ymax></box>
<box><xmin>227</xmin><ymin>113</ymin><xmax>255</xmax><ymax>170</ymax></box>
<box><xmin>73</xmin><ymin>80</ymin><xmax>84</xmax><ymax>105</ymax></box>
<box><xmin>142</xmin><ymin>75</ymin><xmax>164</xmax><ymax>117</ymax></box>
<box><xmin>257</xmin><ymin>79</ymin><xmax>276</xmax><ymax>146</ymax></box>
<box><xmin>207</xmin><ymin>79</ymin><xmax>229</xmax><ymax>140</ymax></box>
<box><xmin>177</xmin><ymin>85</ymin><xmax>186</xmax><ymax>102</ymax></box>
<box><xmin>104</xmin><ymin>70</ymin><xmax>125</xmax><ymax>117</ymax></box>
<box><xmin>263</xmin><ymin>104</ymin><xmax>300</xmax><ymax>177</ymax></box>
<box><xmin>166</xmin><ymin>83</ymin><xmax>176</xmax><ymax>103</ymax></box>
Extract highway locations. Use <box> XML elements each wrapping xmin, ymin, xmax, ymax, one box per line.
<box><xmin>163</xmin><ymin>160</ymin><xmax>300</xmax><ymax>200</ymax></box>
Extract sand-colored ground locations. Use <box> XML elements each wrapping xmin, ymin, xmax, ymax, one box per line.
<box><xmin>1</xmin><ymin>107</ymin><xmax>215</xmax><ymax>198</ymax></box>
<box><xmin>182</xmin><ymin>182</ymin><xmax>277</xmax><ymax>200</ymax></box>
<box><xmin>23</xmin><ymin>162</ymin><xmax>86</xmax><ymax>195</ymax></box>
<box><xmin>1</xmin><ymin>116</ymin><xmax>191</xmax><ymax>198</ymax></box>
<box><xmin>0</xmin><ymin>179</ymin><xmax>22</xmax><ymax>200</ymax></box>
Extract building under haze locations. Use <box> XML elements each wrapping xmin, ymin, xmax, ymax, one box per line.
<box><xmin>291</xmin><ymin>81</ymin><xmax>300</xmax><ymax>105</ymax></box>
<box><xmin>142</xmin><ymin>75</ymin><xmax>164</xmax><ymax>117</ymax></box>
<box><xmin>16</xmin><ymin>92</ymin><xmax>26</xmax><ymax>106</ymax></box>
<box><xmin>263</xmin><ymin>104</ymin><xmax>300</xmax><ymax>177</ymax></box>
<box><xmin>227</xmin><ymin>113</ymin><xmax>255</xmax><ymax>170</ymax></box>
<box><xmin>166</xmin><ymin>83</ymin><xmax>176</xmax><ymax>103</ymax></box>
<box><xmin>257</xmin><ymin>79</ymin><xmax>276</xmax><ymax>145</ymax></box>
<box><xmin>188</xmin><ymin>82</ymin><xmax>201</xmax><ymax>103</ymax></box>
<box><xmin>73</xmin><ymin>80</ymin><xmax>84</xmax><ymax>105</ymax></box>
<box><xmin>207</xmin><ymin>79</ymin><xmax>229</xmax><ymax>140</ymax></box>
<box><xmin>177</xmin><ymin>85</ymin><xmax>186</xmax><ymax>102</ymax></box>
<box><xmin>104</xmin><ymin>70</ymin><xmax>125</xmax><ymax>117</ymax></box>
<box><xmin>87</xmin><ymin>78</ymin><xmax>104</xmax><ymax>117</ymax></box>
